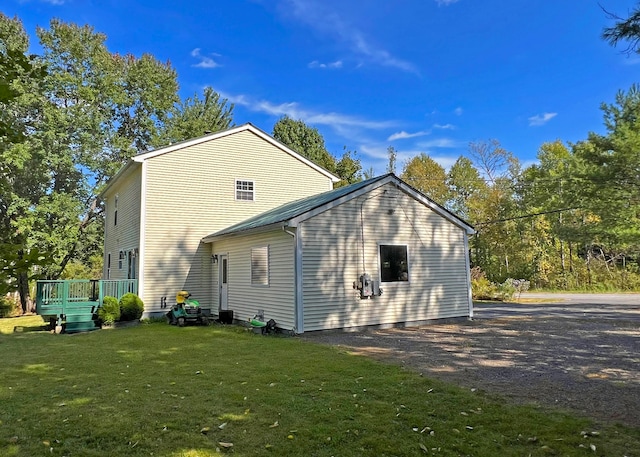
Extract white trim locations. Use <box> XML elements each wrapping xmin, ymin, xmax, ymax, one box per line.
<box><xmin>377</xmin><ymin>243</ymin><xmax>410</xmax><ymax>284</ymax></box>
<box><xmin>100</xmin><ymin>124</ymin><xmax>339</xmax><ymax>199</ymax></box>
<box><xmin>137</xmin><ymin>161</ymin><xmax>148</xmax><ymax>302</ymax></box>
<box><xmin>235</xmin><ymin>178</ymin><xmax>255</xmax><ymax>202</ymax></box>
<box><xmin>283</xmin><ymin>226</ymin><xmax>304</xmax><ymax>333</ymax></box>
<box><xmin>288</xmin><ymin>175</ymin><xmax>474</xmax><ymax>234</ymax></box>
<box><xmin>132</xmin><ymin>124</ymin><xmax>339</xmax><ymax>181</ymax></box>
<box><xmin>464</xmin><ymin>233</ymin><xmax>473</xmax><ymax>319</ymax></box>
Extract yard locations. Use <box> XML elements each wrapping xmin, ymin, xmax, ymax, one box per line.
<box><xmin>1</xmin><ymin>317</ymin><xmax>639</xmax><ymax>456</ymax></box>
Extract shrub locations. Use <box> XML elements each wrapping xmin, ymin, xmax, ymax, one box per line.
<box><xmin>119</xmin><ymin>293</ymin><xmax>144</xmax><ymax>321</ymax></box>
<box><xmin>0</xmin><ymin>295</ymin><xmax>20</xmax><ymax>318</ymax></box>
<box><xmin>98</xmin><ymin>296</ymin><xmax>120</xmax><ymax>325</ymax></box>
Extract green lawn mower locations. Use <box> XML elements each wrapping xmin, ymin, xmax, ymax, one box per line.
<box><xmin>166</xmin><ymin>290</ymin><xmax>209</xmax><ymax>326</ymax></box>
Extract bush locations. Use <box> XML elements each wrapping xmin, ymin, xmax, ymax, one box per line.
<box><xmin>0</xmin><ymin>295</ymin><xmax>20</xmax><ymax>318</ymax></box>
<box><xmin>119</xmin><ymin>293</ymin><xmax>144</xmax><ymax>321</ymax></box>
<box><xmin>97</xmin><ymin>296</ymin><xmax>120</xmax><ymax>325</ymax></box>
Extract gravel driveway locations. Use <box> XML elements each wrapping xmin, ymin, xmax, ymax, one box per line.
<box><xmin>302</xmin><ymin>294</ymin><xmax>640</xmax><ymax>428</ymax></box>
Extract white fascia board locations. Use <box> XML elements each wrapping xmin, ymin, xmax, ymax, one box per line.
<box><xmin>99</xmin><ymin>160</ymin><xmax>140</xmax><ymax>199</ymax></box>
<box><xmin>393</xmin><ymin>180</ymin><xmax>476</xmax><ymax>235</ymax></box>
<box><xmin>132</xmin><ymin>123</ymin><xmax>339</xmax><ymax>183</ymax></box>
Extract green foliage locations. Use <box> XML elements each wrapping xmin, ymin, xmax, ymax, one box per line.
<box><xmin>334</xmin><ymin>147</ymin><xmax>363</xmax><ymax>188</ymax></box>
<box><xmin>0</xmin><ymin>295</ymin><xmax>20</xmax><ymax>318</ymax></box>
<box><xmin>153</xmin><ymin>86</ymin><xmax>234</xmax><ymax>147</ymax></box>
<box><xmin>119</xmin><ymin>293</ymin><xmax>144</xmax><ymax>321</ymax></box>
<box><xmin>470</xmin><ymin>267</ymin><xmax>517</xmax><ymax>301</ymax></box>
<box><xmin>272</xmin><ymin>115</ymin><xmax>336</xmax><ymax>172</ymax></box>
<box><xmin>97</xmin><ymin>296</ymin><xmax>120</xmax><ymax>325</ymax></box>
<box><xmin>401</xmin><ymin>152</ymin><xmax>452</xmax><ymax>205</ymax></box>
<box><xmin>602</xmin><ymin>4</ymin><xmax>640</xmax><ymax>55</ymax></box>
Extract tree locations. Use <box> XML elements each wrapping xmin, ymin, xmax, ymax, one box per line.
<box><xmin>447</xmin><ymin>156</ymin><xmax>487</xmax><ymax>221</ymax></box>
<box><xmin>602</xmin><ymin>3</ymin><xmax>640</xmax><ymax>54</ymax></box>
<box><xmin>401</xmin><ymin>153</ymin><xmax>451</xmax><ymax>206</ymax></box>
<box><xmin>272</xmin><ymin>116</ymin><xmax>336</xmax><ymax>172</ymax></box>
<box><xmin>2</xmin><ymin>17</ymin><xmax>183</xmax><ymax>310</ymax></box>
<box><xmin>153</xmin><ymin>86</ymin><xmax>234</xmax><ymax>147</ymax></box>
<box><xmin>572</xmin><ymin>85</ymin><xmax>640</xmax><ymax>247</ymax></box>
<box><xmin>386</xmin><ymin>146</ymin><xmax>397</xmax><ymax>174</ymax></box>
<box><xmin>334</xmin><ymin>147</ymin><xmax>363</xmax><ymax>188</ymax></box>
<box><xmin>0</xmin><ymin>14</ymin><xmax>50</xmax><ymax>311</ymax></box>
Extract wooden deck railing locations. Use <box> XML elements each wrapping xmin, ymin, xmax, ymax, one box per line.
<box><xmin>36</xmin><ymin>279</ymin><xmax>138</xmax><ymax>331</ymax></box>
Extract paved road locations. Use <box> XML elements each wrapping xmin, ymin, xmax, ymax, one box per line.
<box><xmin>473</xmin><ymin>292</ymin><xmax>640</xmax><ymax>322</ymax></box>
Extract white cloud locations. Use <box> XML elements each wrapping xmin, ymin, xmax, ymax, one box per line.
<box><xmin>454</xmin><ymin>107</ymin><xmax>463</xmax><ymax>116</ymax></box>
<box><xmin>387</xmin><ymin>130</ymin><xmax>430</xmax><ymax>141</ymax></box>
<box><xmin>308</xmin><ymin>60</ymin><xmax>343</xmax><ymax>69</ymax></box>
<box><xmin>436</xmin><ymin>0</ymin><xmax>459</xmax><ymax>5</ymax></box>
<box><xmin>359</xmin><ymin>144</ymin><xmax>458</xmax><ymax>173</ymax></box>
<box><xmin>528</xmin><ymin>112</ymin><xmax>557</xmax><ymax>127</ymax></box>
<box><xmin>417</xmin><ymin>138</ymin><xmax>462</xmax><ymax>148</ymax></box>
<box><xmin>190</xmin><ymin>48</ymin><xmax>221</xmax><ymax>69</ymax></box>
<box><xmin>224</xmin><ymin>92</ymin><xmax>395</xmax><ymax>130</ymax></box>
<box><xmin>280</xmin><ymin>0</ymin><xmax>418</xmax><ymax>74</ymax></box>
<box><xmin>433</xmin><ymin>123</ymin><xmax>455</xmax><ymax>130</ymax></box>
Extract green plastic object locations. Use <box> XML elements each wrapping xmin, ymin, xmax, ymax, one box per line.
<box><xmin>250</xmin><ymin>318</ymin><xmax>267</xmax><ymax>327</ymax></box>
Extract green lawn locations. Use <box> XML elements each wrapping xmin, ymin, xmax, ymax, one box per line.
<box><xmin>1</xmin><ymin>317</ymin><xmax>638</xmax><ymax>456</ymax></box>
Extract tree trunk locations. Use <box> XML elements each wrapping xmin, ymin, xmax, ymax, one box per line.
<box><xmin>17</xmin><ymin>270</ymin><xmax>30</xmax><ymax>314</ymax></box>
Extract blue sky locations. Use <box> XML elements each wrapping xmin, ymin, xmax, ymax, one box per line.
<box><xmin>5</xmin><ymin>0</ymin><xmax>639</xmax><ymax>174</ymax></box>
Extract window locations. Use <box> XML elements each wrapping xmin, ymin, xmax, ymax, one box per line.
<box><xmin>251</xmin><ymin>246</ymin><xmax>269</xmax><ymax>286</ymax></box>
<box><xmin>114</xmin><ymin>195</ymin><xmax>119</xmax><ymax>226</ymax></box>
<box><xmin>379</xmin><ymin>245</ymin><xmax>409</xmax><ymax>282</ymax></box>
<box><xmin>235</xmin><ymin>179</ymin><xmax>254</xmax><ymax>201</ymax></box>
<box><xmin>118</xmin><ymin>250</ymin><xmax>125</xmax><ymax>270</ymax></box>
<box><xmin>107</xmin><ymin>253</ymin><xmax>111</xmax><ymax>279</ymax></box>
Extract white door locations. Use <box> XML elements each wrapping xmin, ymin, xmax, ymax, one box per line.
<box><xmin>219</xmin><ymin>254</ymin><xmax>228</xmax><ymax>311</ymax></box>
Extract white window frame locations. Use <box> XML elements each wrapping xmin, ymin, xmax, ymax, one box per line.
<box><xmin>251</xmin><ymin>246</ymin><xmax>269</xmax><ymax>286</ymax></box>
<box><xmin>118</xmin><ymin>250</ymin><xmax>125</xmax><ymax>270</ymax></box>
<box><xmin>378</xmin><ymin>243</ymin><xmax>410</xmax><ymax>283</ymax></box>
<box><xmin>106</xmin><ymin>252</ymin><xmax>111</xmax><ymax>279</ymax></box>
<box><xmin>235</xmin><ymin>179</ymin><xmax>255</xmax><ymax>202</ymax></box>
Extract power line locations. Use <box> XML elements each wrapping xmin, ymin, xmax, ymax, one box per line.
<box><xmin>475</xmin><ymin>207</ymin><xmax>581</xmax><ymax>227</ymax></box>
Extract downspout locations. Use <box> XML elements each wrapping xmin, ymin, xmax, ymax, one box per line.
<box><xmin>283</xmin><ymin>225</ymin><xmax>303</xmax><ymax>333</ymax></box>
<box><xmin>463</xmin><ymin>231</ymin><xmax>474</xmax><ymax>319</ymax></box>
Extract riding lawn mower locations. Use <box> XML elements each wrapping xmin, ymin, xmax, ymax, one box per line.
<box><xmin>166</xmin><ymin>290</ymin><xmax>209</xmax><ymax>326</ymax></box>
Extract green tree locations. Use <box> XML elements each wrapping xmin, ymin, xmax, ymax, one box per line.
<box><xmin>386</xmin><ymin>146</ymin><xmax>397</xmax><ymax>174</ymax></box>
<box><xmin>401</xmin><ymin>153</ymin><xmax>451</xmax><ymax>206</ymax></box>
<box><xmin>334</xmin><ymin>147</ymin><xmax>363</xmax><ymax>188</ymax></box>
<box><xmin>602</xmin><ymin>3</ymin><xmax>640</xmax><ymax>54</ymax></box>
<box><xmin>572</xmin><ymin>85</ymin><xmax>640</xmax><ymax>247</ymax></box>
<box><xmin>154</xmin><ymin>86</ymin><xmax>234</xmax><ymax>147</ymax></box>
<box><xmin>272</xmin><ymin>116</ymin><xmax>336</xmax><ymax>172</ymax></box>
<box><xmin>2</xmin><ymin>17</ymin><xmax>182</xmax><ymax>310</ymax></box>
<box><xmin>447</xmin><ymin>156</ymin><xmax>487</xmax><ymax>221</ymax></box>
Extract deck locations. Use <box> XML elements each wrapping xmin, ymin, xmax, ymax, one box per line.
<box><xmin>36</xmin><ymin>280</ymin><xmax>138</xmax><ymax>333</ymax></box>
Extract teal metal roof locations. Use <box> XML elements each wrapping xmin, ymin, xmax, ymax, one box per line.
<box><xmin>204</xmin><ymin>174</ymin><xmax>390</xmax><ymax>240</ymax></box>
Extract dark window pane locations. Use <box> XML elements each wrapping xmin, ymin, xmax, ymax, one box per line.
<box><xmin>380</xmin><ymin>245</ymin><xmax>408</xmax><ymax>282</ymax></box>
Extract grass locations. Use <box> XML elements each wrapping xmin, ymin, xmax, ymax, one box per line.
<box><xmin>1</xmin><ymin>318</ymin><xmax>639</xmax><ymax>456</ymax></box>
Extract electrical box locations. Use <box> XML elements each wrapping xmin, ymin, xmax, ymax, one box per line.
<box><xmin>353</xmin><ymin>273</ymin><xmax>382</xmax><ymax>299</ymax></box>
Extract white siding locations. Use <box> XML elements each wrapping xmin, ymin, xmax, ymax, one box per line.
<box><xmin>300</xmin><ymin>182</ymin><xmax>470</xmax><ymax>332</ymax></box>
<box><xmin>212</xmin><ymin>231</ymin><xmax>296</xmax><ymax>329</ymax></box>
<box><xmin>102</xmin><ymin>167</ymin><xmax>142</xmax><ymax>281</ymax></box>
<box><xmin>141</xmin><ymin>129</ymin><xmax>332</xmax><ymax>313</ymax></box>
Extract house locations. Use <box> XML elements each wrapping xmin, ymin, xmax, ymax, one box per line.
<box><xmin>100</xmin><ymin>123</ymin><xmax>338</xmax><ymax>316</ymax></box>
<box><xmin>202</xmin><ymin>174</ymin><xmax>475</xmax><ymax>333</ymax></box>
<box><xmin>101</xmin><ymin>123</ymin><xmax>475</xmax><ymax>333</ymax></box>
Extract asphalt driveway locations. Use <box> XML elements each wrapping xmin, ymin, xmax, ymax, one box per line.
<box><xmin>474</xmin><ymin>292</ymin><xmax>640</xmax><ymax>321</ymax></box>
